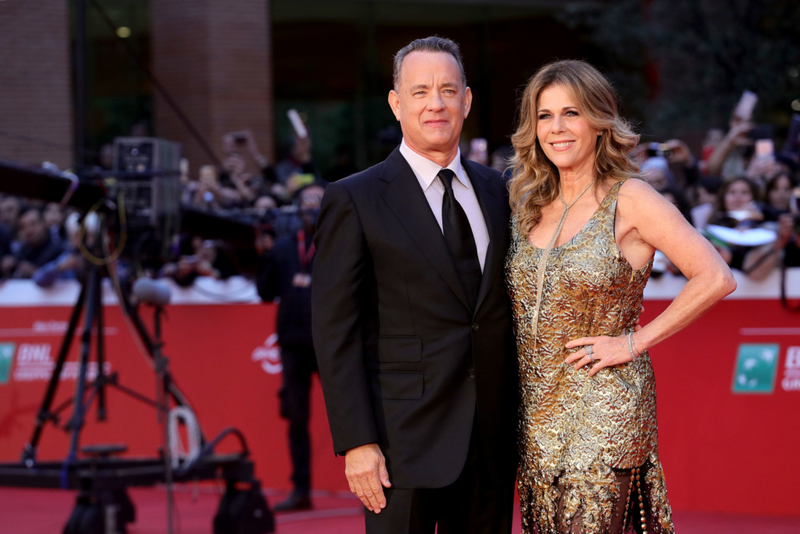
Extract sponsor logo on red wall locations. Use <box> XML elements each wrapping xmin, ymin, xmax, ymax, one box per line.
<box><xmin>9</xmin><ymin>343</ymin><xmax>111</xmax><ymax>383</ymax></box>
<box><xmin>252</xmin><ymin>334</ymin><xmax>282</xmax><ymax>374</ymax></box>
<box><xmin>782</xmin><ymin>346</ymin><xmax>800</xmax><ymax>392</ymax></box>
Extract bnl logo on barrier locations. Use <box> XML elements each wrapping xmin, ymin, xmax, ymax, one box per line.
<box><xmin>782</xmin><ymin>347</ymin><xmax>800</xmax><ymax>392</ymax></box>
<box><xmin>0</xmin><ymin>343</ymin><xmax>15</xmax><ymax>384</ymax></box>
<box><xmin>732</xmin><ymin>344</ymin><xmax>779</xmax><ymax>394</ymax></box>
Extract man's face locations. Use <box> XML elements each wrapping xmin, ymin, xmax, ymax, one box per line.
<box><xmin>19</xmin><ymin>211</ymin><xmax>47</xmax><ymax>246</ymax></box>
<box><xmin>388</xmin><ymin>51</ymin><xmax>471</xmax><ymax>159</ymax></box>
<box><xmin>0</xmin><ymin>197</ymin><xmax>20</xmax><ymax>227</ymax></box>
<box><xmin>299</xmin><ymin>186</ymin><xmax>325</xmax><ymax>212</ymax></box>
<box><xmin>299</xmin><ymin>185</ymin><xmax>324</xmax><ymax>229</ymax></box>
<box><xmin>44</xmin><ymin>203</ymin><xmax>62</xmax><ymax>227</ymax></box>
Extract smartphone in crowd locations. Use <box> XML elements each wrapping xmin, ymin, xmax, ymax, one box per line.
<box><xmin>287</xmin><ymin>109</ymin><xmax>308</xmax><ymax>139</ymax></box>
<box><xmin>755</xmin><ymin>139</ymin><xmax>775</xmax><ymax>163</ymax></box>
<box><xmin>734</xmin><ymin>90</ymin><xmax>758</xmax><ymax>121</ymax></box>
<box><xmin>226</xmin><ymin>131</ymin><xmax>249</xmax><ymax>146</ymax></box>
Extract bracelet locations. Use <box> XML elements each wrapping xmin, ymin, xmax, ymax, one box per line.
<box><xmin>631</xmin><ymin>333</ymin><xmax>641</xmax><ymax>358</ymax></box>
<box><xmin>627</xmin><ymin>332</ymin><xmax>640</xmax><ymax>360</ymax></box>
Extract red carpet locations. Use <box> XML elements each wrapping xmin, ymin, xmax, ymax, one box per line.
<box><xmin>1</xmin><ymin>486</ymin><xmax>798</xmax><ymax>533</ymax></box>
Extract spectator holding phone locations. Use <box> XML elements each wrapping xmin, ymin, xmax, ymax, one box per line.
<box><xmin>707</xmin><ymin>92</ymin><xmax>758</xmax><ymax>179</ymax></box>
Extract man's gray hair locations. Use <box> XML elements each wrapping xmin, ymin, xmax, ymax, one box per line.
<box><xmin>392</xmin><ymin>36</ymin><xmax>467</xmax><ymax>91</ymax></box>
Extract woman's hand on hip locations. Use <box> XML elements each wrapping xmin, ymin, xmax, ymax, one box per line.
<box><xmin>565</xmin><ymin>335</ymin><xmax>634</xmax><ymax>377</ymax></box>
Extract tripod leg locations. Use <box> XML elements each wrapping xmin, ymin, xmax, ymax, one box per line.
<box><xmin>22</xmin><ymin>278</ymin><xmax>87</xmax><ymax>464</ymax></box>
<box><xmin>93</xmin><ymin>271</ymin><xmax>107</xmax><ymax>422</ymax></box>
<box><xmin>66</xmin><ymin>268</ymin><xmax>99</xmax><ymax>461</ymax></box>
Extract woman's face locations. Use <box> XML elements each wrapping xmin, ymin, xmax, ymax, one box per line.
<box><xmin>724</xmin><ymin>180</ymin><xmax>754</xmax><ymax>210</ymax></box>
<box><xmin>536</xmin><ymin>84</ymin><xmax>599</xmax><ymax>176</ymax></box>
<box><xmin>768</xmin><ymin>175</ymin><xmax>792</xmax><ymax>211</ymax></box>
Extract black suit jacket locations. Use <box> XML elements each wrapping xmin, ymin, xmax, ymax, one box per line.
<box><xmin>255</xmin><ymin>233</ymin><xmax>315</xmax><ymax>348</ymax></box>
<box><xmin>312</xmin><ymin>147</ymin><xmax>517</xmax><ymax>489</ymax></box>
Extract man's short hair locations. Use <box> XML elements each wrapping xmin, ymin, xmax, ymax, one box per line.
<box><xmin>393</xmin><ymin>36</ymin><xmax>467</xmax><ymax>91</ymax></box>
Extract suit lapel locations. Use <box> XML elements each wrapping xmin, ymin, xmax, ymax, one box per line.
<box><xmin>463</xmin><ymin>157</ymin><xmax>507</xmax><ymax>317</ymax></box>
<box><xmin>379</xmin><ymin>149</ymin><xmax>471</xmax><ymax>311</ymax></box>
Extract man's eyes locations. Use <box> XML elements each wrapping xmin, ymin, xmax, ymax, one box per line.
<box><xmin>412</xmin><ymin>89</ymin><xmax>457</xmax><ymax>96</ymax></box>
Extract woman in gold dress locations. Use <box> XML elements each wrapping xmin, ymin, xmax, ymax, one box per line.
<box><xmin>505</xmin><ymin>60</ymin><xmax>736</xmax><ymax>533</ymax></box>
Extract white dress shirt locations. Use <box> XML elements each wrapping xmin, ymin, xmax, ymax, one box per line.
<box><xmin>399</xmin><ymin>139</ymin><xmax>490</xmax><ymax>272</ymax></box>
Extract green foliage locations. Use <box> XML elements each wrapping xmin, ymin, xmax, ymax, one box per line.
<box><xmin>558</xmin><ymin>0</ymin><xmax>800</xmax><ymax>139</ymax></box>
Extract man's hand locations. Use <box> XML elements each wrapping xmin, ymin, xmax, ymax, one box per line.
<box><xmin>344</xmin><ymin>443</ymin><xmax>391</xmax><ymax>513</ymax></box>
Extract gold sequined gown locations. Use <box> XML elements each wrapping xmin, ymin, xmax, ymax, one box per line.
<box><xmin>505</xmin><ymin>180</ymin><xmax>674</xmax><ymax>533</ymax></box>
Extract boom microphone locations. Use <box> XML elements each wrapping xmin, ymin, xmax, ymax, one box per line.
<box><xmin>132</xmin><ymin>278</ymin><xmax>171</xmax><ymax>307</ymax></box>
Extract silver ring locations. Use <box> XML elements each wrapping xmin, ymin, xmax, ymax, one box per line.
<box><xmin>585</xmin><ymin>345</ymin><xmax>594</xmax><ymax>361</ymax></box>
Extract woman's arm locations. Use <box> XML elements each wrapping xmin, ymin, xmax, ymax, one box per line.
<box><xmin>566</xmin><ymin>179</ymin><xmax>736</xmax><ymax>374</ymax></box>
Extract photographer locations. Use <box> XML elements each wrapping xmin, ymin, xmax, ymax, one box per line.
<box><xmin>255</xmin><ymin>183</ymin><xmax>325</xmax><ymax>511</ymax></box>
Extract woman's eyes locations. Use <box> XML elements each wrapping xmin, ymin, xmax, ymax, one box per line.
<box><xmin>538</xmin><ymin>111</ymin><xmax>579</xmax><ymax>119</ymax></box>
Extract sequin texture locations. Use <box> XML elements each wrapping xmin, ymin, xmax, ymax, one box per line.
<box><xmin>505</xmin><ymin>180</ymin><xmax>674</xmax><ymax>533</ymax></box>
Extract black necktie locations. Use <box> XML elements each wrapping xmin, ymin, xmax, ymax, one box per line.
<box><xmin>439</xmin><ymin>169</ymin><xmax>482</xmax><ymax>309</ymax></box>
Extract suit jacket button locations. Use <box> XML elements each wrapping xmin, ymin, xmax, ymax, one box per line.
<box><xmin>468</xmin><ymin>368</ymin><xmax>476</xmax><ymax>379</ymax></box>
<box><xmin>471</xmin><ymin>323</ymin><xmax>479</xmax><ymax>332</ymax></box>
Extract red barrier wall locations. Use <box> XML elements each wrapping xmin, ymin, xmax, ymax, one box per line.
<box><xmin>0</xmin><ymin>299</ymin><xmax>347</xmax><ymax>495</ymax></box>
<box><xmin>0</xmin><ymin>278</ymin><xmax>798</xmax><ymax>516</ymax></box>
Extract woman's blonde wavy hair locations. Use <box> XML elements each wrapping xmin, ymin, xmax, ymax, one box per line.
<box><xmin>509</xmin><ymin>60</ymin><xmax>641</xmax><ymax>235</ymax></box>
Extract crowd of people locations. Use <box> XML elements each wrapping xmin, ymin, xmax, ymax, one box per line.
<box><xmin>1</xmin><ymin>105</ymin><xmax>799</xmax><ymax>288</ymax></box>
<box><xmin>631</xmin><ymin>109</ymin><xmax>800</xmax><ymax>280</ymax></box>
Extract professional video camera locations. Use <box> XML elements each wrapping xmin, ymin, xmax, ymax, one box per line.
<box><xmin>0</xmin><ymin>152</ymin><xmax>274</xmax><ymax>534</ymax></box>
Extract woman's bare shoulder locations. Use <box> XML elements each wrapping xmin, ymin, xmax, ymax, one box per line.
<box><xmin>616</xmin><ymin>177</ymin><xmax>663</xmax><ymax>206</ymax></box>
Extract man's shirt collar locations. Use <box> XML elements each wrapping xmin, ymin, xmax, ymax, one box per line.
<box><xmin>399</xmin><ymin>139</ymin><xmax>469</xmax><ymax>191</ymax></box>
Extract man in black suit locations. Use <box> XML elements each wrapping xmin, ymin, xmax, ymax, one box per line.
<box><xmin>312</xmin><ymin>36</ymin><xmax>517</xmax><ymax>533</ymax></box>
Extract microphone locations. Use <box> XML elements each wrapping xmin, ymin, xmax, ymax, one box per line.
<box><xmin>132</xmin><ymin>278</ymin><xmax>171</xmax><ymax>307</ymax></box>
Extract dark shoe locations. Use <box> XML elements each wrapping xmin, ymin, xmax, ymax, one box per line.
<box><xmin>273</xmin><ymin>489</ymin><xmax>312</xmax><ymax>512</ymax></box>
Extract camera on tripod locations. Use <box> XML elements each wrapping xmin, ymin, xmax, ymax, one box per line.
<box><xmin>109</xmin><ymin>137</ymin><xmax>182</xmax><ymax>230</ymax></box>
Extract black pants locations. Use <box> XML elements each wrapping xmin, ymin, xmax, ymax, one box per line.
<box><xmin>365</xmin><ymin>419</ymin><xmax>515</xmax><ymax>534</ymax></box>
<box><xmin>279</xmin><ymin>344</ymin><xmax>318</xmax><ymax>492</ymax></box>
